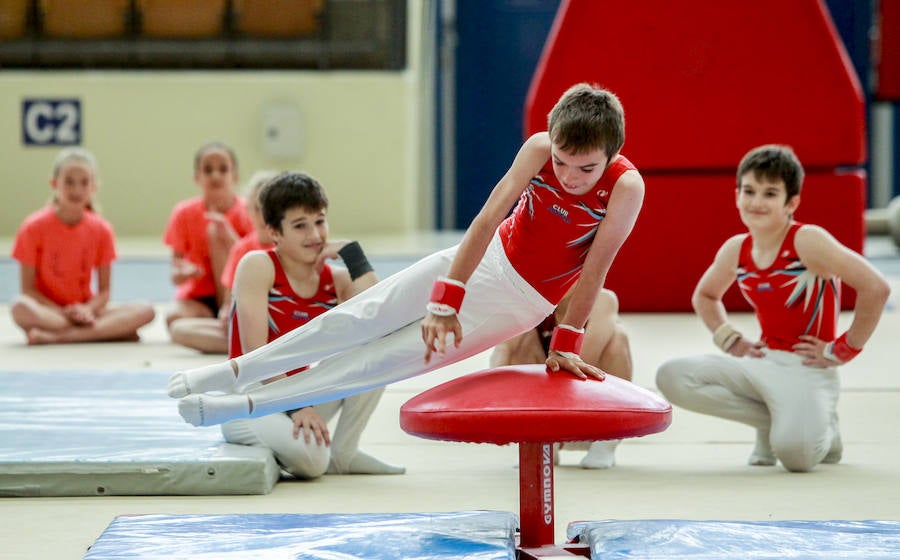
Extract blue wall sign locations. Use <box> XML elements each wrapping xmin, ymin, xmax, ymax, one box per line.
<box><xmin>22</xmin><ymin>98</ymin><xmax>82</xmax><ymax>146</ymax></box>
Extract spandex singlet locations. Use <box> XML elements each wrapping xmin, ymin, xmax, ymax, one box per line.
<box><xmin>737</xmin><ymin>222</ymin><xmax>839</xmax><ymax>351</ymax></box>
<box><xmin>229</xmin><ymin>250</ymin><xmax>338</xmax><ymax>375</ymax></box>
<box><xmin>499</xmin><ymin>155</ymin><xmax>635</xmax><ymax>304</ymax></box>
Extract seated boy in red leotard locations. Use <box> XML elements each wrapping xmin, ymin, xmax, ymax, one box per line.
<box><xmin>221</xmin><ymin>172</ymin><xmax>403</xmax><ymax>477</ymax></box>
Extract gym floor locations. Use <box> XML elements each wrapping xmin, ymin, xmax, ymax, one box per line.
<box><xmin>1</xmin><ymin>235</ymin><xmax>899</xmax><ymax>560</ymax></box>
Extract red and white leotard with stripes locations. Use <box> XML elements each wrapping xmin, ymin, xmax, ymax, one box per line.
<box><xmin>229</xmin><ymin>250</ymin><xmax>338</xmax><ymax>374</ymax></box>
<box><xmin>499</xmin><ymin>155</ymin><xmax>636</xmax><ymax>304</ymax></box>
<box><xmin>737</xmin><ymin>222</ymin><xmax>839</xmax><ymax>351</ymax></box>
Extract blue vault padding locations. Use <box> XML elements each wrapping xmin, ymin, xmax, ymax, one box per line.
<box><xmin>83</xmin><ymin>512</ymin><xmax>518</xmax><ymax>559</ymax></box>
<box><xmin>567</xmin><ymin>519</ymin><xmax>900</xmax><ymax>559</ymax></box>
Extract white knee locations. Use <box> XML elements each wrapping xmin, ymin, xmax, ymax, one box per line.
<box><xmin>224</xmin><ymin>415</ymin><xmax>332</xmax><ymax>479</ymax></box>
<box><xmin>772</xmin><ymin>437</ymin><xmax>824</xmax><ymax>473</ymax></box>
<box><xmin>655</xmin><ymin>359</ymin><xmax>690</xmax><ymax>405</ymax></box>
<box><xmin>277</xmin><ymin>444</ymin><xmax>331</xmax><ymax>480</ymax></box>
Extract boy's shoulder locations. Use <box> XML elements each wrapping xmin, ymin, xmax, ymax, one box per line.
<box><xmin>526</xmin><ymin>131</ymin><xmax>551</xmax><ymax>143</ymax></box>
<box><xmin>614</xmin><ymin>154</ymin><xmax>637</xmax><ymax>171</ymax></box>
<box><xmin>719</xmin><ymin>233</ymin><xmax>749</xmax><ymax>259</ymax></box>
<box><xmin>239</xmin><ymin>248</ymin><xmax>276</xmax><ymax>269</ymax></box>
<box><xmin>523</xmin><ymin>131</ymin><xmax>551</xmax><ymax>153</ymax></box>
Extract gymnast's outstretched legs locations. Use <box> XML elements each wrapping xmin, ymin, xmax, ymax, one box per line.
<box><xmin>167</xmin><ymin>245</ymin><xmax>457</xmax><ymax>398</ymax></box>
<box><xmin>177</xmin><ymin>248</ymin><xmax>555</xmax><ymax>426</ymax></box>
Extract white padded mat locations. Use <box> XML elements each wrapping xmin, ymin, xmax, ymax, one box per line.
<box><xmin>0</xmin><ymin>370</ymin><xmax>279</xmax><ymax>496</ymax></box>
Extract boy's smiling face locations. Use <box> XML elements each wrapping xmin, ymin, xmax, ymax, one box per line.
<box><xmin>270</xmin><ymin>206</ymin><xmax>329</xmax><ymax>264</ymax></box>
<box><xmin>736</xmin><ymin>172</ymin><xmax>799</xmax><ymax>229</ymax></box>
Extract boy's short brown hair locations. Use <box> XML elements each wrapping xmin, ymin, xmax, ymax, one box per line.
<box><xmin>259</xmin><ymin>171</ymin><xmax>329</xmax><ymax>231</ymax></box>
<box><xmin>737</xmin><ymin>145</ymin><xmax>804</xmax><ymax>199</ymax></box>
<box><xmin>547</xmin><ymin>83</ymin><xmax>625</xmax><ymax>156</ymax></box>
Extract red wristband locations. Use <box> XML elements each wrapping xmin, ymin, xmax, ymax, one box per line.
<box><xmin>426</xmin><ymin>277</ymin><xmax>466</xmax><ymax>316</ymax></box>
<box><xmin>549</xmin><ymin>324</ymin><xmax>584</xmax><ymax>356</ymax></box>
<box><xmin>823</xmin><ymin>332</ymin><xmax>862</xmax><ymax>363</ymax></box>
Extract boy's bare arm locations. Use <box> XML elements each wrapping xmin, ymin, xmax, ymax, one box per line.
<box><xmin>794</xmin><ymin>225</ymin><xmax>890</xmax><ymax>352</ymax></box>
<box><xmin>692</xmin><ymin>235</ymin><xmax>765</xmax><ymax>358</ymax></box>
<box><xmin>559</xmin><ymin>170</ymin><xmax>644</xmax><ymax>329</ymax></box>
<box><xmin>692</xmin><ymin>235</ymin><xmax>743</xmax><ymax>333</ymax></box>
<box><xmin>445</xmin><ymin>133</ymin><xmax>552</xmax><ymax>284</ymax></box>
<box><xmin>232</xmin><ymin>252</ymin><xmax>276</xmax><ymax>354</ymax></box>
<box><xmin>422</xmin><ymin>133</ymin><xmax>551</xmax><ymax>362</ymax></box>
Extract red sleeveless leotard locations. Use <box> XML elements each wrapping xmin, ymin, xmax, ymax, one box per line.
<box><xmin>229</xmin><ymin>250</ymin><xmax>338</xmax><ymax>374</ymax></box>
<box><xmin>737</xmin><ymin>222</ymin><xmax>839</xmax><ymax>351</ymax></box>
<box><xmin>499</xmin><ymin>155</ymin><xmax>635</xmax><ymax>304</ymax></box>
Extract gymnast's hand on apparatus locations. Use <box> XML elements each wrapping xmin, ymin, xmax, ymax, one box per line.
<box><xmin>421</xmin><ymin>313</ymin><xmax>462</xmax><ymax>364</ymax></box>
<box><xmin>546</xmin><ymin>350</ymin><xmax>607</xmax><ymax>381</ymax></box>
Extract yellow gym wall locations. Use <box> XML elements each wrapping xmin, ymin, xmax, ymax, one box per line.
<box><xmin>0</xmin><ymin>4</ymin><xmax>434</xmax><ymax>244</ymax></box>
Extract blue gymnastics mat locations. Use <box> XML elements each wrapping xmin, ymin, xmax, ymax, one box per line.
<box><xmin>83</xmin><ymin>511</ymin><xmax>518</xmax><ymax>559</ymax></box>
<box><xmin>567</xmin><ymin>519</ymin><xmax>900</xmax><ymax>559</ymax></box>
<box><xmin>0</xmin><ymin>370</ymin><xmax>278</xmax><ymax>496</ymax></box>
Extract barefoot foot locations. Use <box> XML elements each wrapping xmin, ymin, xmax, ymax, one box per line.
<box><xmin>26</xmin><ymin>328</ymin><xmax>59</xmax><ymax>345</ymax></box>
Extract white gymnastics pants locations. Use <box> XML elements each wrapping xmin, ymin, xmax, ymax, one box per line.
<box><xmin>231</xmin><ymin>233</ymin><xmax>556</xmax><ymax>418</ymax></box>
<box><xmin>656</xmin><ymin>349</ymin><xmax>840</xmax><ymax>472</ymax></box>
<box><xmin>221</xmin><ymin>387</ymin><xmax>384</xmax><ymax>479</ymax></box>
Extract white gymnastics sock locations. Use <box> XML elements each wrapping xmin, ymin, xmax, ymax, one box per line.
<box><xmin>327</xmin><ymin>451</ymin><xmax>406</xmax><ymax>475</ymax></box>
<box><xmin>748</xmin><ymin>429</ymin><xmax>776</xmax><ymax>466</ymax></box>
<box><xmin>177</xmin><ymin>393</ymin><xmax>251</xmax><ymax>427</ymax></box>
<box><xmin>554</xmin><ymin>441</ymin><xmax>590</xmax><ymax>466</ymax></box>
<box><xmin>167</xmin><ymin>360</ymin><xmax>238</xmax><ymax>398</ymax></box>
<box><xmin>580</xmin><ymin>440</ymin><xmax>620</xmax><ymax>469</ymax></box>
